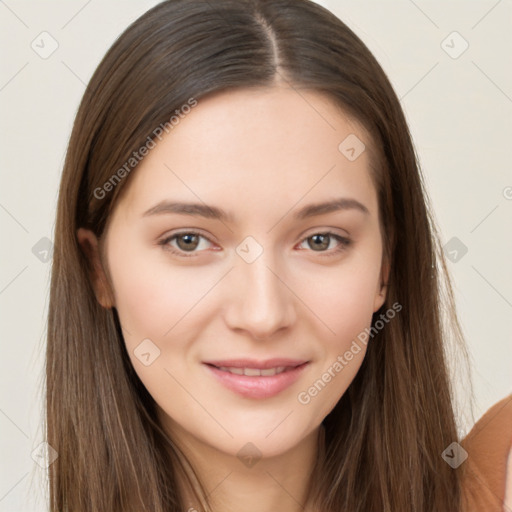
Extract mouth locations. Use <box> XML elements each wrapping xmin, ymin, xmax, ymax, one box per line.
<box><xmin>207</xmin><ymin>365</ymin><xmax>294</xmax><ymax>376</ymax></box>
<box><xmin>202</xmin><ymin>359</ymin><xmax>310</xmax><ymax>399</ymax></box>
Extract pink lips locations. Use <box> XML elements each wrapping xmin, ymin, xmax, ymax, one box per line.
<box><xmin>202</xmin><ymin>358</ymin><xmax>309</xmax><ymax>399</ymax></box>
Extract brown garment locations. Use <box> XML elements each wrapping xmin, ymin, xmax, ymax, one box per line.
<box><xmin>461</xmin><ymin>394</ymin><xmax>512</xmax><ymax>512</ymax></box>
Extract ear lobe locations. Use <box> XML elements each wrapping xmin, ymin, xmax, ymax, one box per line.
<box><xmin>373</xmin><ymin>257</ymin><xmax>390</xmax><ymax>312</ymax></box>
<box><xmin>76</xmin><ymin>228</ymin><xmax>115</xmax><ymax>309</ymax></box>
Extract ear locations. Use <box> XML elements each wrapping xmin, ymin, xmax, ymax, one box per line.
<box><xmin>76</xmin><ymin>228</ymin><xmax>115</xmax><ymax>309</ymax></box>
<box><xmin>373</xmin><ymin>255</ymin><xmax>390</xmax><ymax>312</ymax></box>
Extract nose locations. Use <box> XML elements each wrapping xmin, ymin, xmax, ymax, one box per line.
<box><xmin>224</xmin><ymin>254</ymin><xmax>296</xmax><ymax>340</ymax></box>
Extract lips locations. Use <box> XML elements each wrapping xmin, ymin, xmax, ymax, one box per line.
<box><xmin>202</xmin><ymin>358</ymin><xmax>310</xmax><ymax>399</ymax></box>
<box><xmin>215</xmin><ymin>366</ymin><xmax>288</xmax><ymax>376</ymax></box>
<box><xmin>203</xmin><ymin>358</ymin><xmax>308</xmax><ymax>370</ymax></box>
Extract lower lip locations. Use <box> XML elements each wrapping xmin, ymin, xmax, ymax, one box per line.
<box><xmin>203</xmin><ymin>363</ymin><xmax>309</xmax><ymax>399</ymax></box>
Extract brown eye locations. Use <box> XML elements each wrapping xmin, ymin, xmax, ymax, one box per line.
<box><xmin>307</xmin><ymin>233</ymin><xmax>330</xmax><ymax>251</ymax></box>
<box><xmin>159</xmin><ymin>231</ymin><xmax>214</xmax><ymax>257</ymax></box>
<box><xmin>297</xmin><ymin>232</ymin><xmax>352</xmax><ymax>256</ymax></box>
<box><xmin>175</xmin><ymin>233</ymin><xmax>200</xmax><ymax>251</ymax></box>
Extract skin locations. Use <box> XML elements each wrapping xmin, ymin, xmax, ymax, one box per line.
<box><xmin>78</xmin><ymin>85</ymin><xmax>389</xmax><ymax>512</ymax></box>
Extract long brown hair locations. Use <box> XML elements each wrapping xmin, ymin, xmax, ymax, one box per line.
<box><xmin>45</xmin><ymin>0</ymin><xmax>473</xmax><ymax>510</ymax></box>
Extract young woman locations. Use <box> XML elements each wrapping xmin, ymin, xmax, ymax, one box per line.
<box><xmin>45</xmin><ymin>0</ymin><xmax>511</xmax><ymax>510</ymax></box>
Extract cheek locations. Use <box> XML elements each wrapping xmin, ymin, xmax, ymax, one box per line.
<box><xmin>298</xmin><ymin>253</ymin><xmax>382</xmax><ymax>339</ymax></box>
<box><xmin>107</xmin><ymin>243</ymin><xmax>215</xmax><ymax>348</ymax></box>
<box><xmin>292</xmin><ymin>247</ymin><xmax>381</xmax><ymax>409</ymax></box>
<box><xmin>294</xmin><ymin>267</ymin><xmax>378</xmax><ymax>423</ymax></box>
<box><xmin>107</xmin><ymin>247</ymin><xmax>211</xmax><ymax>407</ymax></box>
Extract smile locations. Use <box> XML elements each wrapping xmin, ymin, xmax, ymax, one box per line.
<box><xmin>203</xmin><ymin>361</ymin><xmax>310</xmax><ymax>399</ymax></box>
<box><xmin>215</xmin><ymin>366</ymin><xmax>289</xmax><ymax>376</ymax></box>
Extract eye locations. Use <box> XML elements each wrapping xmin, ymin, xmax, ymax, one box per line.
<box><xmin>297</xmin><ymin>232</ymin><xmax>351</xmax><ymax>256</ymax></box>
<box><xmin>159</xmin><ymin>231</ymin><xmax>214</xmax><ymax>257</ymax></box>
<box><xmin>159</xmin><ymin>230</ymin><xmax>351</xmax><ymax>258</ymax></box>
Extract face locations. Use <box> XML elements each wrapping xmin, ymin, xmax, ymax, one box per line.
<box><xmin>78</xmin><ymin>86</ymin><xmax>388</xmax><ymax>461</ymax></box>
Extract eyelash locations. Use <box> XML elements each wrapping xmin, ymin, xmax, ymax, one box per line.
<box><xmin>158</xmin><ymin>230</ymin><xmax>352</xmax><ymax>258</ymax></box>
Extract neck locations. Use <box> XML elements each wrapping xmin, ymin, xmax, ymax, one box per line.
<box><xmin>168</xmin><ymin>423</ymin><xmax>325</xmax><ymax>512</ymax></box>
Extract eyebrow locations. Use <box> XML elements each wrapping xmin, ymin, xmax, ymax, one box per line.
<box><xmin>142</xmin><ymin>197</ymin><xmax>370</xmax><ymax>222</ymax></box>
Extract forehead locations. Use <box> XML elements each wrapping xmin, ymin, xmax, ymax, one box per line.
<box><xmin>111</xmin><ymin>86</ymin><xmax>378</xmax><ymax>224</ymax></box>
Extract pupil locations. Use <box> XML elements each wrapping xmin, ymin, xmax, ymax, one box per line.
<box><xmin>178</xmin><ymin>234</ymin><xmax>198</xmax><ymax>251</ymax></box>
<box><xmin>311</xmin><ymin>234</ymin><xmax>328</xmax><ymax>251</ymax></box>
<box><xmin>175</xmin><ymin>234</ymin><xmax>330</xmax><ymax>252</ymax></box>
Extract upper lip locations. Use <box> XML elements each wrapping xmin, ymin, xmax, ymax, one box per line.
<box><xmin>203</xmin><ymin>358</ymin><xmax>308</xmax><ymax>369</ymax></box>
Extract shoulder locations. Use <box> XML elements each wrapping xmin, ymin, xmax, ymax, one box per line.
<box><xmin>460</xmin><ymin>394</ymin><xmax>512</xmax><ymax>512</ymax></box>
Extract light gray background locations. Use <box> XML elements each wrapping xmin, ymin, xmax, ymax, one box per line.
<box><xmin>1</xmin><ymin>1</ymin><xmax>511</xmax><ymax>510</ymax></box>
